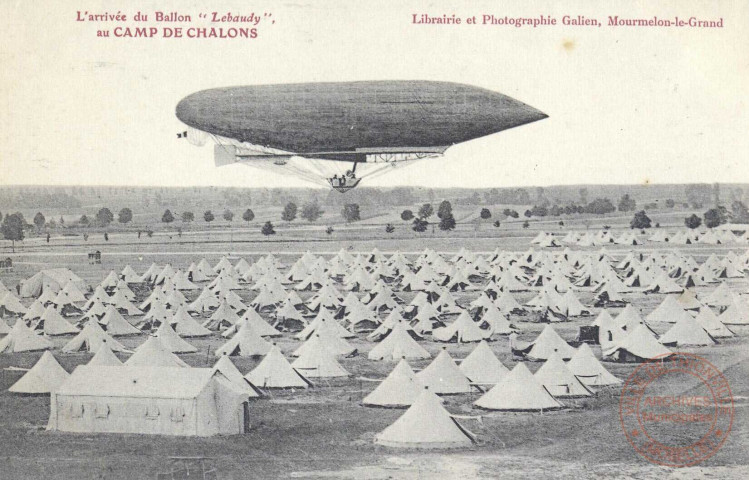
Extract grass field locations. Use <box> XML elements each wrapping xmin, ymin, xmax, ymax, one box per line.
<box><xmin>0</xmin><ymin>221</ymin><xmax>748</xmax><ymax>479</ymax></box>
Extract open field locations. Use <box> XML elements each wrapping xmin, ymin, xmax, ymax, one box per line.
<box><xmin>1</xmin><ymin>221</ymin><xmax>748</xmax><ymax>479</ymax></box>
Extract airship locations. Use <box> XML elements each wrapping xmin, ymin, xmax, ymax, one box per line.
<box><xmin>176</xmin><ymin>81</ymin><xmax>547</xmax><ymax>192</ymax></box>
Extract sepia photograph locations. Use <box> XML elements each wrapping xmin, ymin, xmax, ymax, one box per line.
<box><xmin>1</xmin><ymin>0</ymin><xmax>748</xmax><ymax>478</ymax></box>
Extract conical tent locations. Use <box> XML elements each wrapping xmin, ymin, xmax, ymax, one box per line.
<box><xmin>154</xmin><ymin>322</ymin><xmax>198</xmax><ymax>353</ymax></box>
<box><xmin>0</xmin><ymin>320</ymin><xmax>53</xmax><ymax>353</ymax></box>
<box><xmin>415</xmin><ymin>349</ymin><xmax>471</xmax><ymax>395</ymax></box>
<box><xmin>374</xmin><ymin>388</ymin><xmax>474</xmax><ymax>449</ymax></box>
<box><xmin>646</xmin><ymin>296</ymin><xmax>693</xmax><ymax>324</ymax></box>
<box><xmin>125</xmin><ymin>336</ymin><xmax>189</xmax><ymax>367</ymax></box>
<box><xmin>527</xmin><ymin>325</ymin><xmax>576</xmax><ymax>361</ymax></box>
<box><xmin>246</xmin><ymin>345</ymin><xmax>312</xmax><ymax>389</ymax></box>
<box><xmin>293</xmin><ymin>327</ymin><xmax>356</xmax><ymax>357</ymax></box>
<box><xmin>368</xmin><ymin>321</ymin><xmax>430</xmax><ymax>361</ymax></box>
<box><xmin>212</xmin><ymin>355</ymin><xmax>263</xmax><ymax>397</ymax></box>
<box><xmin>0</xmin><ymin>291</ymin><xmax>28</xmax><ymax>316</ymax></box>
<box><xmin>694</xmin><ymin>308</ymin><xmax>734</xmax><ymax>338</ymax></box>
<box><xmin>9</xmin><ymin>351</ymin><xmax>69</xmax><ymax>394</ymax></box>
<box><xmin>432</xmin><ymin>311</ymin><xmax>493</xmax><ymax>343</ymax></box>
<box><xmin>38</xmin><ymin>306</ymin><xmax>79</xmax><ymax>336</ymax></box>
<box><xmin>603</xmin><ymin>325</ymin><xmax>673</xmax><ymax>363</ymax></box>
<box><xmin>170</xmin><ymin>307</ymin><xmax>212</xmax><ymax>337</ymax></box>
<box><xmin>62</xmin><ymin>321</ymin><xmax>128</xmax><ymax>353</ymax></box>
<box><xmin>474</xmin><ymin>363</ymin><xmax>564</xmax><ymax>411</ymax></box>
<box><xmin>534</xmin><ymin>352</ymin><xmax>593</xmax><ymax>397</ymax></box>
<box><xmin>363</xmin><ymin>359</ymin><xmax>424</xmax><ymax>408</ymax></box>
<box><xmin>291</xmin><ymin>335</ymin><xmax>350</xmax><ymax>378</ymax></box>
<box><xmin>215</xmin><ymin>325</ymin><xmax>272</xmax><ymax>357</ymax></box>
<box><xmin>719</xmin><ymin>297</ymin><xmax>749</xmax><ymax>325</ymax></box>
<box><xmin>459</xmin><ymin>340</ymin><xmax>509</xmax><ymax>385</ymax></box>
<box><xmin>478</xmin><ymin>305</ymin><xmax>515</xmax><ymax>335</ymax></box>
<box><xmin>0</xmin><ymin>318</ymin><xmax>10</xmax><ymax>335</ymax></box>
<box><xmin>658</xmin><ymin>315</ymin><xmax>717</xmax><ymax>347</ymax></box>
<box><xmin>566</xmin><ymin>343</ymin><xmax>621</xmax><ymax>387</ymax></box>
<box><xmin>99</xmin><ymin>305</ymin><xmax>141</xmax><ymax>336</ymax></box>
<box><xmin>87</xmin><ymin>342</ymin><xmax>123</xmax><ymax>366</ymax></box>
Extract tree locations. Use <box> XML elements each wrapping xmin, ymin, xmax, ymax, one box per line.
<box><xmin>630</xmin><ymin>210</ymin><xmax>652</xmax><ymax>229</ymax></box>
<box><xmin>79</xmin><ymin>215</ymin><xmax>90</xmax><ymax>226</ymax></box>
<box><xmin>530</xmin><ymin>205</ymin><xmax>548</xmax><ymax>217</ymax></box>
<box><xmin>385</xmin><ymin>223</ymin><xmax>395</xmax><ymax>233</ymax></box>
<box><xmin>704</xmin><ymin>207</ymin><xmax>728</xmax><ymax>228</ymax></box>
<box><xmin>684</xmin><ymin>214</ymin><xmax>702</xmax><ymax>229</ymax></box>
<box><xmin>261</xmin><ymin>221</ymin><xmax>276</xmax><ymax>235</ymax></box>
<box><xmin>341</xmin><ymin>203</ymin><xmax>361</xmax><ymax>223</ymax></box>
<box><xmin>300</xmin><ymin>201</ymin><xmax>324</xmax><ymax>222</ymax></box>
<box><xmin>503</xmin><ymin>209</ymin><xmax>519</xmax><ymax>219</ymax></box>
<box><xmin>223</xmin><ymin>209</ymin><xmax>234</xmax><ymax>222</ymax></box>
<box><xmin>524</xmin><ymin>210</ymin><xmax>532</xmax><ymax>218</ymax></box>
<box><xmin>118</xmin><ymin>208</ymin><xmax>133</xmax><ymax>224</ymax></box>
<box><xmin>33</xmin><ymin>212</ymin><xmax>46</xmax><ymax>231</ymax></box>
<box><xmin>439</xmin><ymin>213</ymin><xmax>456</xmax><ymax>231</ymax></box>
<box><xmin>437</xmin><ymin>200</ymin><xmax>453</xmax><ymax>220</ymax></box>
<box><xmin>412</xmin><ymin>218</ymin><xmax>428</xmax><ymax>232</ymax></box>
<box><xmin>585</xmin><ymin>198</ymin><xmax>616</xmax><ymax>215</ymax></box>
<box><xmin>665</xmin><ymin>199</ymin><xmax>676</xmax><ymax>209</ymax></box>
<box><xmin>204</xmin><ymin>210</ymin><xmax>214</xmax><ymax>222</ymax></box>
<box><xmin>182</xmin><ymin>211</ymin><xmax>194</xmax><ymax>222</ymax></box>
<box><xmin>480</xmin><ymin>208</ymin><xmax>491</xmax><ymax>220</ymax></box>
<box><xmin>417</xmin><ymin>203</ymin><xmax>434</xmax><ymax>220</ymax></box>
<box><xmin>618</xmin><ymin>194</ymin><xmax>637</xmax><ymax>212</ymax></box>
<box><xmin>400</xmin><ymin>209</ymin><xmax>414</xmax><ymax>221</ymax></box>
<box><xmin>1</xmin><ymin>212</ymin><xmax>25</xmax><ymax>252</ymax></box>
<box><xmin>95</xmin><ymin>207</ymin><xmax>114</xmax><ymax>227</ymax></box>
<box><xmin>522</xmin><ymin>220</ymin><xmax>530</xmax><ymax>228</ymax></box>
<box><xmin>731</xmin><ymin>200</ymin><xmax>749</xmax><ymax>223</ymax></box>
<box><xmin>281</xmin><ymin>202</ymin><xmax>297</xmax><ymax>222</ymax></box>
<box><xmin>325</xmin><ymin>226</ymin><xmax>335</xmax><ymax>235</ymax></box>
<box><xmin>162</xmin><ymin>209</ymin><xmax>174</xmax><ymax>223</ymax></box>
<box><xmin>242</xmin><ymin>209</ymin><xmax>255</xmax><ymax>223</ymax></box>
<box><xmin>493</xmin><ymin>220</ymin><xmax>501</xmax><ymax>228</ymax></box>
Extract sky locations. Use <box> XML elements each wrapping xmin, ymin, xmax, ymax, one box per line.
<box><xmin>1</xmin><ymin>0</ymin><xmax>748</xmax><ymax>189</ymax></box>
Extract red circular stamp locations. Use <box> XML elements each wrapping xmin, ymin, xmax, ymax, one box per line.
<box><xmin>619</xmin><ymin>352</ymin><xmax>734</xmax><ymax>467</ymax></box>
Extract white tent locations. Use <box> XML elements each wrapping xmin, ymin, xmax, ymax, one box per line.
<box><xmin>374</xmin><ymin>388</ymin><xmax>474</xmax><ymax>448</ymax></box>
<box><xmin>368</xmin><ymin>321</ymin><xmax>430</xmax><ymax>361</ymax></box>
<box><xmin>694</xmin><ymin>308</ymin><xmax>734</xmax><ymax>338</ymax></box>
<box><xmin>0</xmin><ymin>320</ymin><xmax>53</xmax><ymax>353</ymax></box>
<box><xmin>415</xmin><ymin>349</ymin><xmax>471</xmax><ymax>395</ymax></box>
<box><xmin>99</xmin><ymin>305</ymin><xmax>141</xmax><ymax>336</ymax></box>
<box><xmin>363</xmin><ymin>359</ymin><xmax>424</xmax><ymax>408</ymax></box>
<box><xmin>474</xmin><ymin>362</ymin><xmax>563</xmax><ymax>411</ymax></box>
<box><xmin>534</xmin><ymin>352</ymin><xmax>593</xmax><ymax>397</ymax></box>
<box><xmin>62</xmin><ymin>321</ymin><xmax>128</xmax><ymax>353</ymax></box>
<box><xmin>432</xmin><ymin>311</ymin><xmax>493</xmax><ymax>343</ymax></box>
<box><xmin>9</xmin><ymin>351</ymin><xmax>69</xmax><ymax>394</ymax></box>
<box><xmin>458</xmin><ymin>340</ymin><xmax>509</xmax><ymax>385</ymax></box>
<box><xmin>658</xmin><ymin>315</ymin><xmax>717</xmax><ymax>347</ymax></box>
<box><xmin>291</xmin><ymin>335</ymin><xmax>350</xmax><ymax>378</ymax></box>
<box><xmin>87</xmin><ymin>342</ymin><xmax>123</xmax><ymax>366</ymax></box>
<box><xmin>125</xmin><ymin>336</ymin><xmax>189</xmax><ymax>367</ymax></box>
<box><xmin>215</xmin><ymin>325</ymin><xmax>272</xmax><ymax>357</ymax></box>
<box><xmin>566</xmin><ymin>343</ymin><xmax>621</xmax><ymax>387</ymax></box>
<box><xmin>154</xmin><ymin>323</ymin><xmax>198</xmax><ymax>353</ymax></box>
<box><xmin>603</xmin><ymin>325</ymin><xmax>673</xmax><ymax>363</ymax></box>
<box><xmin>48</xmin><ymin>366</ymin><xmax>250</xmax><ymax>436</ymax></box>
<box><xmin>245</xmin><ymin>345</ymin><xmax>312</xmax><ymax>389</ymax></box>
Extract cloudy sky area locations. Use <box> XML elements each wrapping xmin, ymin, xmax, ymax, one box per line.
<box><xmin>1</xmin><ymin>0</ymin><xmax>747</xmax><ymax>189</ymax></box>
